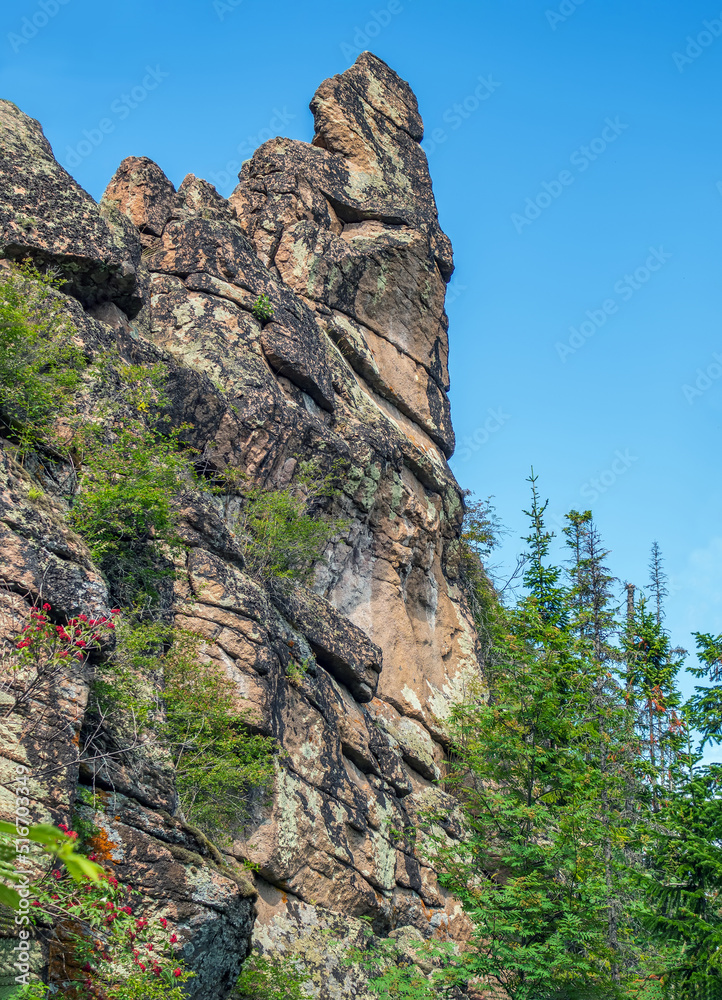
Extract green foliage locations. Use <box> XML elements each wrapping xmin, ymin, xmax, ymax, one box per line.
<box><xmin>161</xmin><ymin>633</ymin><xmax>275</xmax><ymax>839</ymax></box>
<box><xmin>0</xmin><ymin>260</ymin><xmax>86</xmax><ymax>452</ymax></box>
<box><xmin>637</xmin><ymin>762</ymin><xmax>722</xmax><ymax>999</ymax></box>
<box><xmin>458</xmin><ymin>493</ymin><xmax>502</xmax><ymax>629</ymax></box>
<box><xmin>234</xmin><ymin>952</ymin><xmax>312</xmax><ymax>1000</ymax></box>
<box><xmin>431</xmin><ymin>603</ymin><xmax>638</xmax><ymax>999</ymax></box>
<box><xmin>347</xmin><ymin>934</ymin><xmax>459</xmax><ymax>1000</ymax></box>
<box><xmin>0</xmin><ymin>267</ymin><xmax>200</xmax><ymax>606</ymax></box>
<box><xmin>522</xmin><ymin>470</ymin><xmax>569</xmax><ymax>629</ymax></box>
<box><xmin>686</xmin><ymin>632</ymin><xmax>722</xmax><ymax>747</ymax></box>
<box><xmin>234</xmin><ymin>459</ymin><xmax>347</xmax><ymax>582</ymax></box>
<box><xmin>433</xmin><ymin>477</ymin><xmax>677</xmax><ymax>999</ymax></box>
<box><xmin>0</xmin><ymin>821</ymin><xmax>101</xmax><ymax>910</ymax></box>
<box><xmin>67</xmin><ymin>357</ymin><xmax>198</xmax><ymax>605</ymax></box>
<box><xmin>285</xmin><ymin>656</ymin><xmax>311</xmax><ymax>686</ymax></box>
<box><xmin>93</xmin><ymin>614</ymin><xmax>276</xmax><ymax>842</ymax></box>
<box><xmin>251</xmin><ymin>293</ymin><xmax>274</xmax><ymax>323</ymax></box>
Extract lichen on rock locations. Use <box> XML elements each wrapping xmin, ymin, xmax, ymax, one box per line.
<box><xmin>0</xmin><ymin>51</ymin><xmax>482</xmax><ymax>999</ymax></box>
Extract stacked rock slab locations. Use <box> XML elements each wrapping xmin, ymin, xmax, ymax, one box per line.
<box><xmin>0</xmin><ymin>53</ymin><xmax>481</xmax><ymax>998</ymax></box>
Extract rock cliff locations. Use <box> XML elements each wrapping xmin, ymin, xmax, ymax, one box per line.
<box><xmin>0</xmin><ymin>53</ymin><xmax>481</xmax><ymax>998</ymax></box>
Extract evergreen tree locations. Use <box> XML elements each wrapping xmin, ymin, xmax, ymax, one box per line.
<box><xmin>647</xmin><ymin>541</ymin><xmax>668</xmax><ymax>627</ymax></box>
<box><xmin>522</xmin><ymin>470</ymin><xmax>568</xmax><ymax>630</ymax></box>
<box><xmin>624</xmin><ymin>594</ymin><xmax>684</xmax><ymax>783</ymax></box>
<box><xmin>563</xmin><ymin>510</ymin><xmax>618</xmax><ymax>662</ymax></box>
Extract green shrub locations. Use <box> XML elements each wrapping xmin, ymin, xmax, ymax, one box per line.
<box><xmin>93</xmin><ymin>615</ymin><xmax>276</xmax><ymax>842</ymax></box>
<box><xmin>0</xmin><ymin>259</ymin><xmax>86</xmax><ymax>451</ymax></box>
<box><xmin>67</xmin><ymin>357</ymin><xmax>199</xmax><ymax>604</ymax></box>
<box><xmin>234</xmin><ymin>952</ymin><xmax>312</xmax><ymax>1000</ymax></box>
<box><xmin>251</xmin><ymin>293</ymin><xmax>274</xmax><ymax>323</ymax></box>
<box><xmin>234</xmin><ymin>459</ymin><xmax>347</xmax><ymax>582</ymax></box>
<box><xmin>161</xmin><ymin>633</ymin><xmax>275</xmax><ymax>839</ymax></box>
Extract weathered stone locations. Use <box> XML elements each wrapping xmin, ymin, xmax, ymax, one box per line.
<box><xmin>269</xmin><ymin>582</ymin><xmax>381</xmax><ymax>702</ymax></box>
<box><xmin>0</xmin><ymin>50</ymin><xmax>483</xmax><ymax>998</ymax></box>
<box><xmin>103</xmin><ymin>155</ymin><xmax>176</xmax><ymax>243</ymax></box>
<box><xmin>0</xmin><ymin>101</ymin><xmax>140</xmax><ymax>315</ymax></box>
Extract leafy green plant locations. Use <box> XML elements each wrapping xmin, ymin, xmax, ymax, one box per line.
<box><xmin>67</xmin><ymin>357</ymin><xmax>198</xmax><ymax>605</ymax></box>
<box><xmin>0</xmin><ymin>260</ymin><xmax>86</xmax><ymax>453</ymax></box>
<box><xmin>285</xmin><ymin>657</ymin><xmax>311</xmax><ymax>686</ymax></box>
<box><xmin>250</xmin><ymin>293</ymin><xmax>274</xmax><ymax>323</ymax></box>
<box><xmin>92</xmin><ymin>614</ymin><xmax>276</xmax><ymax>842</ymax></box>
<box><xmin>234</xmin><ymin>952</ymin><xmax>311</xmax><ymax>1000</ymax></box>
<box><xmin>161</xmin><ymin>632</ymin><xmax>275</xmax><ymax>839</ymax></box>
<box><xmin>345</xmin><ymin>933</ymin><xmax>459</xmax><ymax>1000</ymax></box>
<box><xmin>234</xmin><ymin>459</ymin><xmax>347</xmax><ymax>582</ymax></box>
<box><xmin>0</xmin><ymin>821</ymin><xmax>101</xmax><ymax>910</ymax></box>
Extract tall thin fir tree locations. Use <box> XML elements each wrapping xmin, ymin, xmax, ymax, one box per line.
<box><xmin>521</xmin><ymin>469</ymin><xmax>568</xmax><ymax>629</ymax></box>
<box><xmin>647</xmin><ymin>540</ymin><xmax>668</xmax><ymax>627</ymax></box>
<box><xmin>564</xmin><ymin>510</ymin><xmax>628</xmax><ymax>980</ymax></box>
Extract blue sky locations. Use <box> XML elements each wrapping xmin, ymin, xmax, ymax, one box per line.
<box><xmin>2</xmin><ymin>0</ymin><xmax>721</xmax><ymax>730</ymax></box>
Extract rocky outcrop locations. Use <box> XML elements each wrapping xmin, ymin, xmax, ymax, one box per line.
<box><xmin>0</xmin><ymin>52</ymin><xmax>481</xmax><ymax>998</ymax></box>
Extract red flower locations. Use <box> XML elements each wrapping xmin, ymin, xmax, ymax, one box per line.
<box><xmin>57</xmin><ymin>651</ymin><xmax>69</xmax><ymax>659</ymax></box>
<box><xmin>173</xmin><ymin>968</ymin><xmax>182</xmax><ymax>978</ymax></box>
<box><xmin>31</xmin><ymin>900</ymin><xmax>40</xmax><ymax>907</ymax></box>
<box><xmin>42</xmin><ymin>603</ymin><xmax>51</xmax><ymax>611</ymax></box>
<box><xmin>75</xmin><ymin>653</ymin><xmax>83</xmax><ymax>661</ymax></box>
<box><xmin>75</xmin><ymin>640</ymin><xmax>87</xmax><ymax>648</ymax></box>
<box><xmin>147</xmin><ymin>944</ymin><xmax>153</xmax><ymax>951</ymax></box>
<box><xmin>169</xmin><ymin>933</ymin><xmax>177</xmax><ymax>944</ymax></box>
<box><xmin>107</xmin><ymin>623</ymin><xmax>115</xmax><ymax>630</ymax></box>
<box><xmin>122</xmin><ymin>906</ymin><xmax>132</xmax><ymax>914</ymax></box>
<box><xmin>78</xmin><ymin>614</ymin><xmax>88</xmax><ymax>622</ymax></box>
<box><xmin>110</xmin><ymin>609</ymin><xmax>120</xmax><ymax>615</ymax></box>
<box><xmin>159</xmin><ymin>917</ymin><xmax>167</xmax><ymax>928</ymax></box>
<box><xmin>139</xmin><ymin>963</ymin><xmax>146</xmax><ymax>972</ymax></box>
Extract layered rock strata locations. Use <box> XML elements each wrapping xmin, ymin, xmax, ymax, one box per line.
<box><xmin>0</xmin><ymin>52</ymin><xmax>481</xmax><ymax>997</ymax></box>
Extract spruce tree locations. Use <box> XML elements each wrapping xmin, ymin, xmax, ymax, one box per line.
<box><xmin>647</xmin><ymin>540</ymin><xmax>668</xmax><ymax>627</ymax></box>
<box><xmin>522</xmin><ymin>470</ymin><xmax>568</xmax><ymax>629</ymax></box>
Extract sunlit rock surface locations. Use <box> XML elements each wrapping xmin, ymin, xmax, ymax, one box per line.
<box><xmin>0</xmin><ymin>52</ymin><xmax>481</xmax><ymax>998</ymax></box>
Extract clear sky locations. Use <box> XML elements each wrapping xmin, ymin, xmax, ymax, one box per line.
<box><xmin>2</xmin><ymin>0</ymin><xmax>721</xmax><ymax>737</ymax></box>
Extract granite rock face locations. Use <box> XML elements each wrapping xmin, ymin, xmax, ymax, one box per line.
<box><xmin>0</xmin><ymin>53</ymin><xmax>481</xmax><ymax>998</ymax></box>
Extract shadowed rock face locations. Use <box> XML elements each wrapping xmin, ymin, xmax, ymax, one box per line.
<box><xmin>0</xmin><ymin>53</ymin><xmax>480</xmax><ymax>998</ymax></box>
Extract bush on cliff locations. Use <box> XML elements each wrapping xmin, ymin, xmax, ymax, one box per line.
<box><xmin>0</xmin><ymin>260</ymin><xmax>86</xmax><ymax>452</ymax></box>
<box><xmin>231</xmin><ymin>458</ymin><xmax>348</xmax><ymax>583</ymax></box>
<box><xmin>92</xmin><ymin>613</ymin><xmax>276</xmax><ymax>841</ymax></box>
